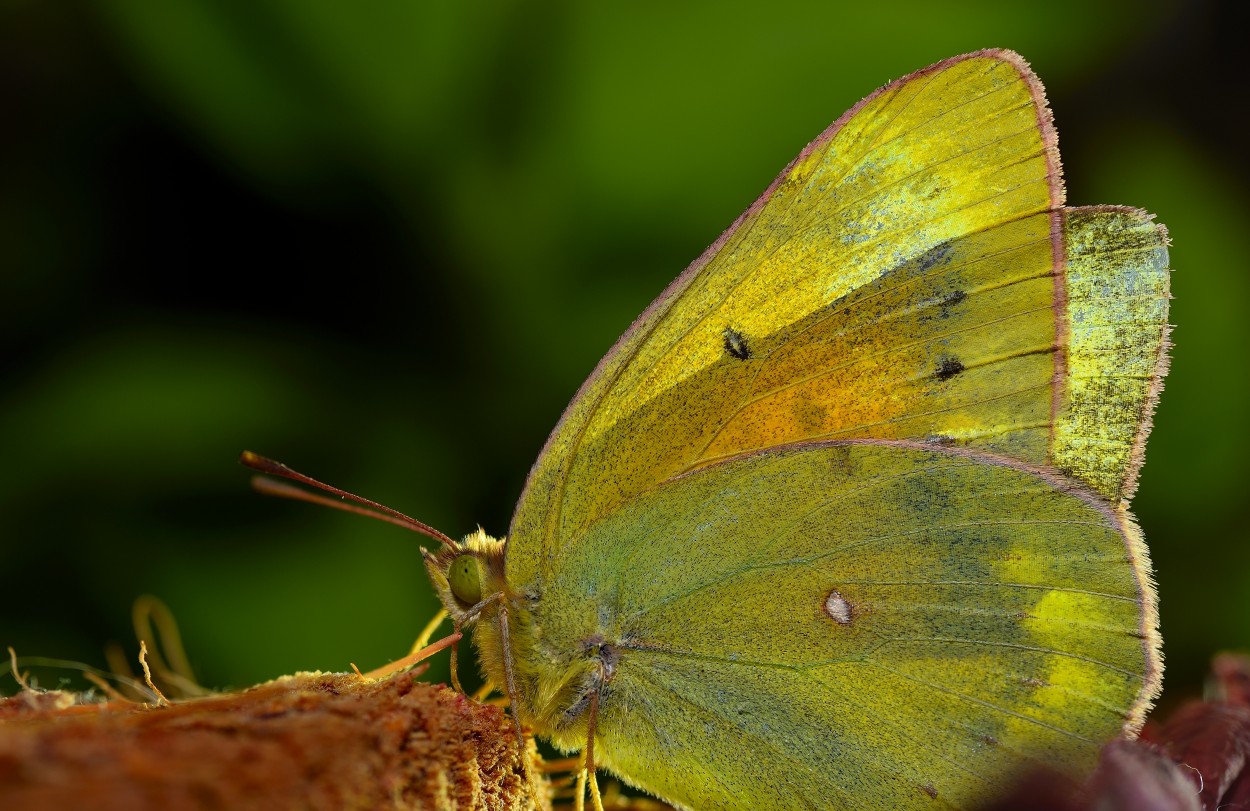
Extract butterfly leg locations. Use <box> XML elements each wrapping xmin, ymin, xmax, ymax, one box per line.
<box><xmin>497</xmin><ymin>598</ymin><xmax>546</xmax><ymax>805</ymax></box>
<box><xmin>446</xmin><ymin>625</ymin><xmax>465</xmax><ymax>693</ymax></box>
<box><xmin>588</xmin><ymin>767</ymin><xmax>604</xmax><ymax>811</ymax></box>
<box><xmin>583</xmin><ymin>681</ymin><xmax>605</xmax><ymax>811</ymax></box>
<box><xmin>452</xmin><ymin>590</ymin><xmax>509</xmax><ymax>695</ymax></box>
<box><xmin>574</xmin><ymin>769</ymin><xmax>587</xmax><ymax>811</ymax></box>
<box><xmin>496</xmin><ymin>600</ymin><xmax>526</xmax><ymax>750</ymax></box>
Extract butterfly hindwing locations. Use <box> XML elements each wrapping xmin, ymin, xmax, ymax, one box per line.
<box><xmin>542</xmin><ymin>441</ymin><xmax>1157</xmax><ymax>811</ymax></box>
<box><xmin>1055</xmin><ymin>206</ymin><xmax>1171</xmax><ymax>501</ymax></box>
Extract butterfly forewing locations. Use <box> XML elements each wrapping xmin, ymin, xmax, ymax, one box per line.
<box><xmin>510</xmin><ymin>50</ymin><xmax>1066</xmax><ymax>588</ymax></box>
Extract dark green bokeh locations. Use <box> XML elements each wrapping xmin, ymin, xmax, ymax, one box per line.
<box><xmin>2</xmin><ymin>1</ymin><xmax>1244</xmax><ymax>711</ymax></box>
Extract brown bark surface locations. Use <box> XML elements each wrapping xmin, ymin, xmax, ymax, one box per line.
<box><xmin>0</xmin><ymin>670</ymin><xmax>546</xmax><ymax>811</ymax></box>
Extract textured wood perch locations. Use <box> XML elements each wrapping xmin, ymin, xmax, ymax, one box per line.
<box><xmin>6</xmin><ymin>653</ymin><xmax>1250</xmax><ymax>809</ymax></box>
<box><xmin>0</xmin><ymin>670</ymin><xmax>547</xmax><ymax>811</ymax></box>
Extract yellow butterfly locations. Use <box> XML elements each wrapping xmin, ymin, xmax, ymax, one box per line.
<box><xmin>253</xmin><ymin>48</ymin><xmax>1170</xmax><ymax>810</ymax></box>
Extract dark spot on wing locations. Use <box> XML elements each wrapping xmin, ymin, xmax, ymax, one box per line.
<box><xmin>722</xmin><ymin>326</ymin><xmax>752</xmax><ymax>360</ymax></box>
<box><xmin>934</xmin><ymin>357</ymin><xmax>964</xmax><ymax>380</ymax></box>
<box><xmin>917</xmin><ymin>288</ymin><xmax>967</xmax><ymax>324</ymax></box>
<box><xmin>916</xmin><ymin>243</ymin><xmax>953</xmax><ymax>273</ymax></box>
<box><xmin>938</xmin><ymin>289</ymin><xmax>967</xmax><ymax>318</ymax></box>
<box><xmin>920</xmin><ymin>783</ymin><xmax>938</xmax><ymax>799</ymax></box>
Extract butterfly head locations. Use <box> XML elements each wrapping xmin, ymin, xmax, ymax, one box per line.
<box><xmin>421</xmin><ymin>528</ymin><xmax>507</xmax><ymax>625</ymax></box>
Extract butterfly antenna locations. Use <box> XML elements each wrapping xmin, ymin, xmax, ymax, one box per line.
<box><xmin>239</xmin><ymin>451</ymin><xmax>458</xmax><ymax>550</ymax></box>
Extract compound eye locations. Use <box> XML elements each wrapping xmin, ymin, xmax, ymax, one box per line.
<box><xmin>448</xmin><ymin>554</ymin><xmax>482</xmax><ymax>605</ymax></box>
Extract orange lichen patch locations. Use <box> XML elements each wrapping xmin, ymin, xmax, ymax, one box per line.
<box><xmin>0</xmin><ymin>671</ymin><xmax>547</xmax><ymax>811</ymax></box>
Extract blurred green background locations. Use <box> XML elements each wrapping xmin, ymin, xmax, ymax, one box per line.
<box><xmin>1</xmin><ymin>0</ymin><xmax>1245</xmax><ymax>712</ymax></box>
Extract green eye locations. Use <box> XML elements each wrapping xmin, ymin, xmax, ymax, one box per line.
<box><xmin>448</xmin><ymin>554</ymin><xmax>482</xmax><ymax>605</ymax></box>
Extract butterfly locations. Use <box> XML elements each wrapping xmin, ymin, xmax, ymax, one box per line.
<box><xmin>249</xmin><ymin>48</ymin><xmax>1170</xmax><ymax>810</ymax></box>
